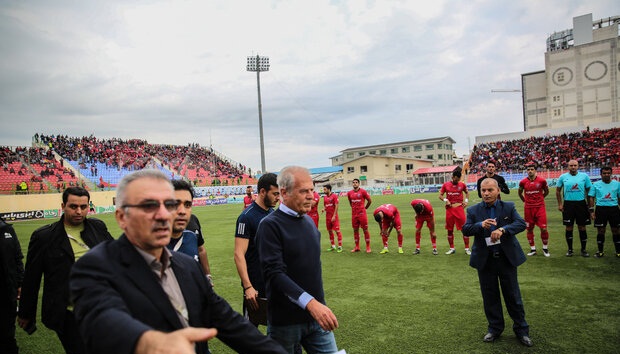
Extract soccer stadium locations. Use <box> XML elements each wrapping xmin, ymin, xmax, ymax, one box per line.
<box><xmin>1</xmin><ymin>9</ymin><xmax>619</xmax><ymax>354</ymax></box>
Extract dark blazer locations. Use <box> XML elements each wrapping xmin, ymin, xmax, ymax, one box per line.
<box><xmin>1</xmin><ymin>219</ymin><xmax>24</xmax><ymax>303</ymax></box>
<box><xmin>70</xmin><ymin>235</ymin><xmax>286</xmax><ymax>354</ymax></box>
<box><xmin>18</xmin><ymin>215</ymin><xmax>112</xmax><ymax>331</ymax></box>
<box><xmin>463</xmin><ymin>200</ymin><xmax>526</xmax><ymax>270</ymax></box>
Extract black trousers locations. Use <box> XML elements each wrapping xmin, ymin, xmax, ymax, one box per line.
<box><xmin>0</xmin><ymin>288</ymin><xmax>18</xmax><ymax>354</ymax></box>
<box><xmin>477</xmin><ymin>251</ymin><xmax>529</xmax><ymax>337</ymax></box>
<box><xmin>55</xmin><ymin>310</ymin><xmax>85</xmax><ymax>354</ymax></box>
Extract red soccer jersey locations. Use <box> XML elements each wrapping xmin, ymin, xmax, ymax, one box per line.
<box><xmin>308</xmin><ymin>191</ymin><xmax>320</xmax><ymax>216</ymax></box>
<box><xmin>373</xmin><ymin>204</ymin><xmax>399</xmax><ymax>229</ymax></box>
<box><xmin>243</xmin><ymin>195</ymin><xmax>254</xmax><ymax>209</ymax></box>
<box><xmin>519</xmin><ymin>175</ymin><xmax>548</xmax><ymax>207</ymax></box>
<box><xmin>323</xmin><ymin>193</ymin><xmax>339</xmax><ymax>216</ymax></box>
<box><xmin>440</xmin><ymin>181</ymin><xmax>467</xmax><ymax>205</ymax></box>
<box><xmin>410</xmin><ymin>199</ymin><xmax>434</xmax><ymax>217</ymax></box>
<box><xmin>347</xmin><ymin>188</ymin><xmax>371</xmax><ymax>214</ymax></box>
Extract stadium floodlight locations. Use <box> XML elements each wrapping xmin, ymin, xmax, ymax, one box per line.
<box><xmin>247</xmin><ymin>54</ymin><xmax>270</xmax><ymax>174</ymax></box>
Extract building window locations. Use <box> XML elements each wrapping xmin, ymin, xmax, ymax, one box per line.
<box><xmin>414</xmin><ymin>145</ymin><xmax>422</xmax><ymax>151</ymax></box>
<box><xmin>401</xmin><ymin>147</ymin><xmax>410</xmax><ymax>153</ymax></box>
<box><xmin>553</xmin><ymin>95</ymin><xmax>560</xmax><ymax>102</ymax></box>
<box><xmin>358</xmin><ymin>152</ymin><xmax>365</xmax><ymax>157</ymax></box>
<box><xmin>395</xmin><ymin>164</ymin><xmax>402</xmax><ymax>171</ymax></box>
<box><xmin>390</xmin><ymin>148</ymin><xmax>397</xmax><ymax>154</ymax></box>
<box><xmin>438</xmin><ymin>154</ymin><xmax>444</xmax><ymax>160</ymax></box>
<box><xmin>360</xmin><ymin>165</ymin><xmax>368</xmax><ymax>173</ymax></box>
<box><xmin>553</xmin><ymin>108</ymin><xmax>562</xmax><ymax>116</ymax></box>
<box><xmin>427</xmin><ymin>155</ymin><xmax>434</xmax><ymax>159</ymax></box>
<box><xmin>379</xmin><ymin>149</ymin><xmax>386</xmax><ymax>155</ymax></box>
<box><xmin>557</xmin><ymin>72</ymin><xmax>564</xmax><ymax>82</ymax></box>
<box><xmin>406</xmin><ymin>163</ymin><xmax>413</xmax><ymax>171</ymax></box>
<box><xmin>346</xmin><ymin>153</ymin><xmax>353</xmax><ymax>159</ymax></box>
<box><xmin>369</xmin><ymin>150</ymin><xmax>376</xmax><ymax>155</ymax></box>
<box><xmin>347</xmin><ymin>166</ymin><xmax>355</xmax><ymax>173</ymax></box>
<box><xmin>425</xmin><ymin>144</ymin><xmax>434</xmax><ymax>150</ymax></box>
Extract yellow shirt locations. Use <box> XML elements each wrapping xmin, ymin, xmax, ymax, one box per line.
<box><xmin>65</xmin><ymin>224</ymin><xmax>88</xmax><ymax>260</ymax></box>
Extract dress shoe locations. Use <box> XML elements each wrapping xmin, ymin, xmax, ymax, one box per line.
<box><xmin>483</xmin><ymin>332</ymin><xmax>499</xmax><ymax>342</ymax></box>
<box><xmin>518</xmin><ymin>335</ymin><xmax>533</xmax><ymax>347</ymax></box>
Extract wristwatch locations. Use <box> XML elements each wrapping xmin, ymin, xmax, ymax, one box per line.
<box><xmin>498</xmin><ymin>227</ymin><xmax>505</xmax><ymax>235</ymax></box>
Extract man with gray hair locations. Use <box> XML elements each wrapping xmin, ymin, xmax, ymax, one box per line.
<box><xmin>70</xmin><ymin>169</ymin><xmax>285</xmax><ymax>354</ymax></box>
<box><xmin>257</xmin><ymin>166</ymin><xmax>340</xmax><ymax>354</ymax></box>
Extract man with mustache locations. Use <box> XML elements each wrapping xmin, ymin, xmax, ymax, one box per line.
<box><xmin>70</xmin><ymin>169</ymin><xmax>285</xmax><ymax>354</ymax></box>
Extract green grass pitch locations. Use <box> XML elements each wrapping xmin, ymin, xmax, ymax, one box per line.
<box><xmin>11</xmin><ymin>192</ymin><xmax>620</xmax><ymax>353</ymax></box>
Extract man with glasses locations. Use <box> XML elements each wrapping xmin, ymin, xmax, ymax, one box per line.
<box><xmin>518</xmin><ymin>163</ymin><xmax>550</xmax><ymax>257</ymax></box>
<box><xmin>18</xmin><ymin>187</ymin><xmax>112</xmax><ymax>354</ymax></box>
<box><xmin>70</xmin><ymin>169</ymin><xmax>285</xmax><ymax>354</ymax></box>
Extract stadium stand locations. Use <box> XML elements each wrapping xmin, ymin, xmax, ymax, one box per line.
<box><xmin>0</xmin><ymin>134</ymin><xmax>256</xmax><ymax>194</ymax></box>
<box><xmin>466</xmin><ymin>127</ymin><xmax>620</xmax><ymax>182</ymax></box>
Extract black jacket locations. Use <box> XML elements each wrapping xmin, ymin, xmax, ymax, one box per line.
<box><xmin>18</xmin><ymin>215</ymin><xmax>113</xmax><ymax>331</ymax></box>
<box><xmin>0</xmin><ymin>218</ymin><xmax>24</xmax><ymax>303</ymax></box>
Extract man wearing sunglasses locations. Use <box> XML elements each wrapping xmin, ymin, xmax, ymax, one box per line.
<box><xmin>70</xmin><ymin>169</ymin><xmax>286</xmax><ymax>354</ymax></box>
<box><xmin>18</xmin><ymin>186</ymin><xmax>113</xmax><ymax>354</ymax></box>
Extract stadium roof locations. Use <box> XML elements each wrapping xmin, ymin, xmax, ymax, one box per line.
<box><xmin>412</xmin><ymin>165</ymin><xmax>459</xmax><ymax>175</ymax></box>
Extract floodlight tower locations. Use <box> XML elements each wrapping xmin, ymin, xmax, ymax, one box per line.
<box><xmin>247</xmin><ymin>54</ymin><xmax>270</xmax><ymax>173</ymax></box>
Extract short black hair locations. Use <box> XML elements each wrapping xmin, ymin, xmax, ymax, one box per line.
<box><xmin>63</xmin><ymin>187</ymin><xmax>90</xmax><ymax>204</ymax></box>
<box><xmin>324</xmin><ymin>184</ymin><xmax>332</xmax><ymax>191</ymax></box>
<box><xmin>353</xmin><ymin>178</ymin><xmax>360</xmax><ymax>183</ymax></box>
<box><xmin>413</xmin><ymin>203</ymin><xmax>424</xmax><ymax>214</ymax></box>
<box><xmin>374</xmin><ymin>212</ymin><xmax>382</xmax><ymax>223</ymax></box>
<box><xmin>601</xmin><ymin>166</ymin><xmax>612</xmax><ymax>173</ymax></box>
<box><xmin>257</xmin><ymin>173</ymin><xmax>278</xmax><ymax>193</ymax></box>
<box><xmin>452</xmin><ymin>170</ymin><xmax>461</xmax><ymax>178</ymax></box>
<box><xmin>172</xmin><ymin>179</ymin><xmax>194</xmax><ymax>199</ymax></box>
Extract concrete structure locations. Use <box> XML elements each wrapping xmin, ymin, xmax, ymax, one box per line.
<box><xmin>328</xmin><ymin>137</ymin><xmax>455</xmax><ymax>187</ymax></box>
<box><xmin>522</xmin><ymin>14</ymin><xmax>620</xmax><ymax>132</ymax></box>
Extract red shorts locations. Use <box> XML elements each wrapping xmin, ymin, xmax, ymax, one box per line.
<box><xmin>351</xmin><ymin>212</ymin><xmax>369</xmax><ymax>229</ymax></box>
<box><xmin>385</xmin><ymin>213</ymin><xmax>402</xmax><ymax>232</ymax></box>
<box><xmin>415</xmin><ymin>215</ymin><xmax>434</xmax><ymax>230</ymax></box>
<box><xmin>524</xmin><ymin>206</ymin><xmax>547</xmax><ymax>230</ymax></box>
<box><xmin>308</xmin><ymin>212</ymin><xmax>319</xmax><ymax>227</ymax></box>
<box><xmin>445</xmin><ymin>206</ymin><xmax>466</xmax><ymax>231</ymax></box>
<box><xmin>325</xmin><ymin>213</ymin><xmax>341</xmax><ymax>231</ymax></box>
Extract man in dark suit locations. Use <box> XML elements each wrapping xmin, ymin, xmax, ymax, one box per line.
<box><xmin>70</xmin><ymin>169</ymin><xmax>285</xmax><ymax>354</ymax></box>
<box><xmin>18</xmin><ymin>187</ymin><xmax>113</xmax><ymax>354</ymax></box>
<box><xmin>1</xmin><ymin>216</ymin><xmax>24</xmax><ymax>354</ymax></box>
<box><xmin>463</xmin><ymin>178</ymin><xmax>533</xmax><ymax>347</ymax></box>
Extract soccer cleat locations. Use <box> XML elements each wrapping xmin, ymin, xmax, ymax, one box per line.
<box><xmin>398</xmin><ymin>247</ymin><xmax>404</xmax><ymax>254</ymax></box>
<box><xmin>543</xmin><ymin>249</ymin><xmax>550</xmax><ymax>257</ymax></box>
<box><xmin>432</xmin><ymin>249</ymin><xmax>438</xmax><ymax>255</ymax></box>
<box><xmin>465</xmin><ymin>248</ymin><xmax>471</xmax><ymax>255</ymax></box>
<box><xmin>565</xmin><ymin>250</ymin><xmax>573</xmax><ymax>257</ymax></box>
<box><xmin>616</xmin><ymin>253</ymin><xmax>620</xmax><ymax>258</ymax></box>
<box><xmin>413</xmin><ymin>248</ymin><xmax>421</xmax><ymax>255</ymax></box>
<box><xmin>326</xmin><ymin>246</ymin><xmax>336</xmax><ymax>252</ymax></box>
<box><xmin>337</xmin><ymin>246</ymin><xmax>343</xmax><ymax>253</ymax></box>
<box><xmin>366</xmin><ymin>246</ymin><xmax>372</xmax><ymax>253</ymax></box>
<box><xmin>379</xmin><ymin>248</ymin><xmax>389</xmax><ymax>254</ymax></box>
<box><xmin>594</xmin><ymin>252</ymin><xmax>604</xmax><ymax>258</ymax></box>
<box><xmin>581</xmin><ymin>250</ymin><xmax>590</xmax><ymax>258</ymax></box>
<box><xmin>527</xmin><ymin>250</ymin><xmax>537</xmax><ymax>256</ymax></box>
<box><xmin>445</xmin><ymin>248</ymin><xmax>456</xmax><ymax>255</ymax></box>
<box><xmin>351</xmin><ymin>247</ymin><xmax>361</xmax><ymax>253</ymax></box>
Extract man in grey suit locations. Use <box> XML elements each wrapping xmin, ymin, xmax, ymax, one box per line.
<box><xmin>463</xmin><ymin>178</ymin><xmax>532</xmax><ymax>347</ymax></box>
<box><xmin>70</xmin><ymin>169</ymin><xmax>285</xmax><ymax>354</ymax></box>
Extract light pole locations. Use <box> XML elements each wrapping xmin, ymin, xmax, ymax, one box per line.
<box><xmin>247</xmin><ymin>54</ymin><xmax>269</xmax><ymax>173</ymax></box>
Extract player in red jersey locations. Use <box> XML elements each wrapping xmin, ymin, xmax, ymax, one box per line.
<box><xmin>307</xmin><ymin>184</ymin><xmax>320</xmax><ymax>228</ymax></box>
<box><xmin>347</xmin><ymin>178</ymin><xmax>372</xmax><ymax>253</ymax></box>
<box><xmin>243</xmin><ymin>185</ymin><xmax>255</xmax><ymax>209</ymax></box>
<box><xmin>518</xmin><ymin>163</ymin><xmax>550</xmax><ymax>257</ymax></box>
<box><xmin>439</xmin><ymin>170</ymin><xmax>470</xmax><ymax>255</ymax></box>
<box><xmin>373</xmin><ymin>204</ymin><xmax>404</xmax><ymax>254</ymax></box>
<box><xmin>410</xmin><ymin>199</ymin><xmax>438</xmax><ymax>255</ymax></box>
<box><xmin>322</xmin><ymin>184</ymin><xmax>343</xmax><ymax>252</ymax></box>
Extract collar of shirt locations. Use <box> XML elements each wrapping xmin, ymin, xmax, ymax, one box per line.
<box><xmin>134</xmin><ymin>245</ymin><xmax>173</xmax><ymax>279</ymax></box>
<box><xmin>279</xmin><ymin>202</ymin><xmax>304</xmax><ymax>218</ymax></box>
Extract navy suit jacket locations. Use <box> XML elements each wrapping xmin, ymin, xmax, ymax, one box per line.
<box><xmin>462</xmin><ymin>200</ymin><xmax>526</xmax><ymax>270</ymax></box>
<box><xmin>70</xmin><ymin>235</ymin><xmax>285</xmax><ymax>354</ymax></box>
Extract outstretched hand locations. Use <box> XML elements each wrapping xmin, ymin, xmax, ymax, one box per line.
<box><xmin>136</xmin><ymin>328</ymin><xmax>217</xmax><ymax>354</ymax></box>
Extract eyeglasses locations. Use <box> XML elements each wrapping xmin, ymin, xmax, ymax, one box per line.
<box><xmin>67</xmin><ymin>204</ymin><xmax>88</xmax><ymax>210</ymax></box>
<box><xmin>177</xmin><ymin>200</ymin><xmax>193</xmax><ymax>209</ymax></box>
<box><xmin>122</xmin><ymin>200</ymin><xmax>179</xmax><ymax>213</ymax></box>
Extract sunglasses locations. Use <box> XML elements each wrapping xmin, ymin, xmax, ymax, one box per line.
<box><xmin>122</xmin><ymin>199</ymin><xmax>179</xmax><ymax>213</ymax></box>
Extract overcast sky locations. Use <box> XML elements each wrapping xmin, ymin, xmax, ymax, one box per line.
<box><xmin>1</xmin><ymin>1</ymin><xmax>618</xmax><ymax>173</ymax></box>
